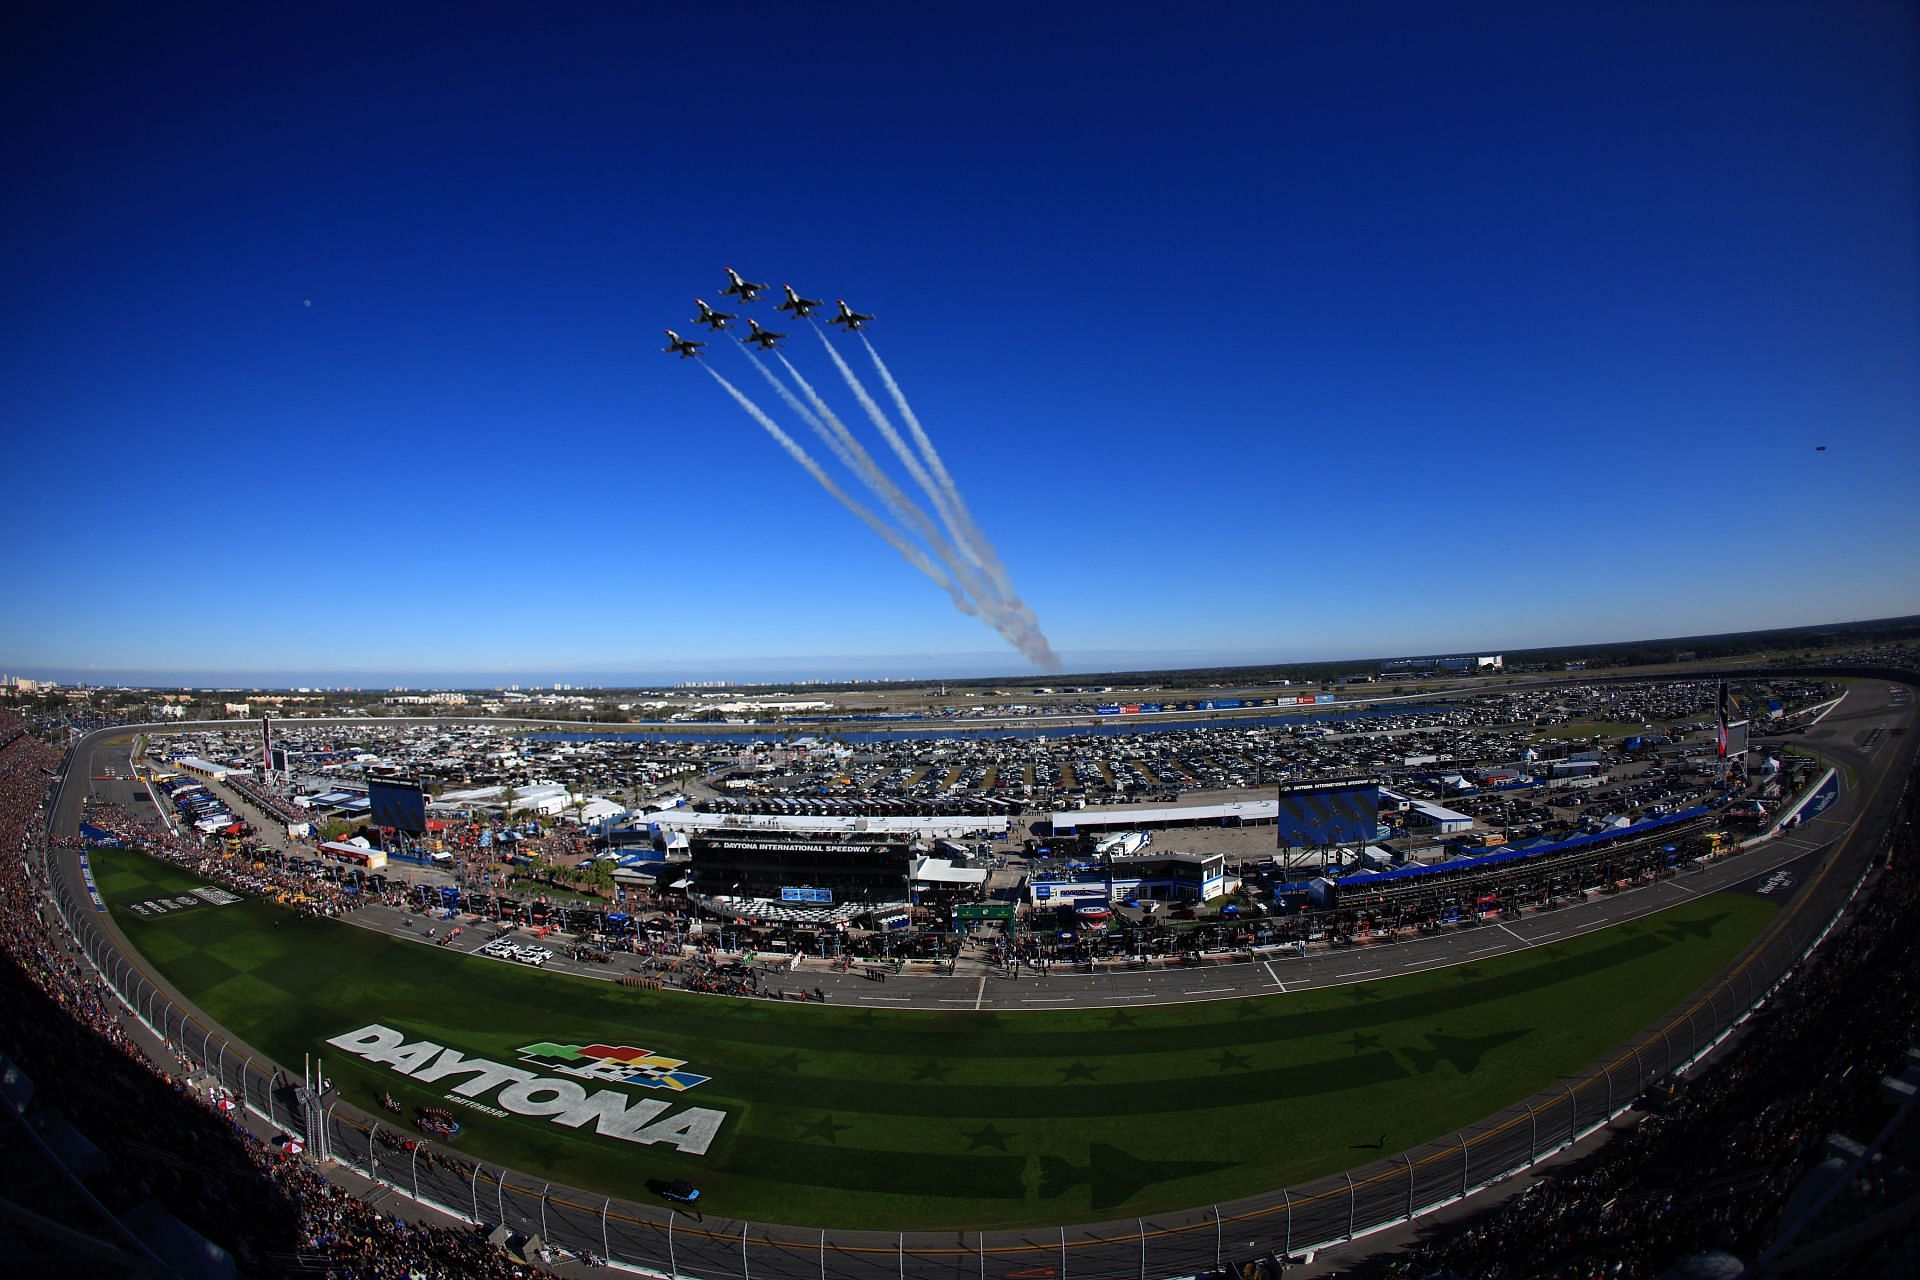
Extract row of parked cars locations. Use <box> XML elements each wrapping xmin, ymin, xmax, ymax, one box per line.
<box><xmin>479</xmin><ymin>937</ymin><xmax>553</xmax><ymax>967</ymax></box>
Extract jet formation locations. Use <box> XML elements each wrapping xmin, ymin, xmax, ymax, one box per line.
<box><xmin>666</xmin><ymin>269</ymin><xmax>868</xmax><ymax>358</ymax></box>
<box><xmin>660</xmin><ymin>266</ymin><xmax>1061</xmax><ymax>672</ymax></box>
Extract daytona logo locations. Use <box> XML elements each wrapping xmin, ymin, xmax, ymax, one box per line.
<box><xmin>325</xmin><ymin>1024</ymin><xmax>724</xmax><ymax>1154</ymax></box>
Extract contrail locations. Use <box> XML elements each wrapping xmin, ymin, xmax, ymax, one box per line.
<box><xmin>848</xmin><ymin>334</ymin><xmax>1059</xmax><ymax>671</ymax></box>
<box><xmin>813</xmin><ymin>326</ymin><xmax>1060</xmax><ymax>671</ymax></box>
<box><xmin>813</xmin><ymin>324</ymin><xmax>973</xmax><ymax>561</ymax></box>
<box><xmin>703</xmin><ymin>366</ymin><xmax>979</xmax><ymax>618</ymax></box>
<box><xmin>753</xmin><ymin>347</ymin><xmax>999</xmax><ymax>611</ymax></box>
<box><xmin>858</xmin><ymin>332</ymin><xmax>1014</xmax><ymax>598</ymax></box>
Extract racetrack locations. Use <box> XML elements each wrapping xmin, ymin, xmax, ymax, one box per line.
<box><xmin>40</xmin><ymin>668</ymin><xmax>1919</xmax><ymax>1277</ymax></box>
<box><xmin>91</xmin><ymin>843</ymin><xmax>1776</xmax><ymax>1230</ymax></box>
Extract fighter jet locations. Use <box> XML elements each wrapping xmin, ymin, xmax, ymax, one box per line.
<box><xmin>775</xmin><ymin>284</ymin><xmax>823</xmax><ymax>319</ymax></box>
<box><xmin>741</xmin><ymin>318</ymin><xmax>787</xmax><ymax>351</ymax></box>
<box><xmin>720</xmin><ymin>267</ymin><xmax>767</xmax><ymax>303</ymax></box>
<box><xmin>662</xmin><ymin>329</ymin><xmax>705</xmax><ymax>359</ymax></box>
<box><xmin>692</xmin><ymin>298</ymin><xmax>735</xmax><ymax>331</ymax></box>
<box><xmin>828</xmin><ymin>299</ymin><xmax>874</xmax><ymax>331</ymax></box>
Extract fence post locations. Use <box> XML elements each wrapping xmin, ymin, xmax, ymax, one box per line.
<box><xmin>1405</xmin><ymin>1153</ymin><xmax>1415</xmax><ymax>1219</ymax></box>
<box><xmin>1660</xmin><ymin>1026</ymin><xmax>1674</xmax><ymax>1074</ymax></box>
<box><xmin>411</xmin><ymin>1145</ymin><xmax>419</xmax><ymax>1201</ymax></box>
<box><xmin>1346</xmin><ymin>1171</ymin><xmax>1356</xmax><ymax>1239</ymax></box>
<box><xmin>979</xmin><ymin>1231</ymin><xmax>986</xmax><ymax>1280</ymax></box>
<box><xmin>1460</xmin><ymin>1132</ymin><xmax>1469</xmax><ymax>1197</ymax></box>
<box><xmin>898</xmin><ymin>1230</ymin><xmax>903</xmax><ymax>1280</ymax></box>
<box><xmin>1213</xmin><ymin>1205</ymin><xmax>1222</xmax><ymax>1272</ymax></box>
<box><xmin>1527</xmin><ymin>1103</ymin><xmax>1537</xmax><ymax>1165</ymax></box>
<box><xmin>743</xmin><ymin>1221</ymin><xmax>753</xmax><ymax>1280</ymax></box>
<box><xmin>1564</xmin><ymin>1082</ymin><xmax>1578</xmax><ymax>1137</ymax></box>
<box><xmin>540</xmin><ymin>1183</ymin><xmax>549</xmax><ymax>1243</ymax></box>
<box><xmin>1284</xmin><ymin>1188</ymin><xmax>1292</xmax><ymax>1258</ymax></box>
<box><xmin>1631</xmin><ymin>1044</ymin><xmax>1645</xmax><ymax>1088</ymax></box>
<box><xmin>1138</xmin><ymin>1218</ymin><xmax>1146</xmax><ymax>1279</ymax></box>
<box><xmin>471</xmin><ymin>1163</ymin><xmax>480</xmax><ymax>1223</ymax></box>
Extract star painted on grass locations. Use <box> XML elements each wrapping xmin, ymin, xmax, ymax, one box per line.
<box><xmin>1211</xmin><ymin>1049</ymin><xmax>1253</xmax><ymax>1072</ymax></box>
<box><xmin>1058</xmin><ymin>1061</ymin><xmax>1099</xmax><ymax>1083</ymax></box>
<box><xmin>799</xmin><ymin>1114</ymin><xmax>849</xmax><ymax>1144</ymax></box>
<box><xmin>911</xmin><ymin>1060</ymin><xmax>952</xmax><ymax>1082</ymax></box>
<box><xmin>964</xmin><ymin>1123</ymin><xmax>1010</xmax><ymax>1151</ymax></box>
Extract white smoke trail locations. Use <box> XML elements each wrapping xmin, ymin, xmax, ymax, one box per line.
<box><xmin>751</xmin><ymin>347</ymin><xmax>1000</xmax><ymax>612</ymax></box>
<box><xmin>813</xmin><ymin>324</ymin><xmax>973</xmax><ymax>559</ymax></box>
<box><xmin>859</xmin><ymin>333</ymin><xmax>1013</xmax><ymax>599</ymax></box>
<box><xmin>703</xmin><ymin>366</ymin><xmax>979</xmax><ymax>619</ymax></box>
<box><xmin>839</xmin><ymin>333</ymin><xmax>1060</xmax><ymax>672</ymax></box>
<box><xmin>738</xmin><ymin>345</ymin><xmax>864</xmax><ymax>484</ymax></box>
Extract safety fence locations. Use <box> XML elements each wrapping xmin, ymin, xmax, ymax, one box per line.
<box><xmin>42</xmin><ymin>821</ymin><xmax>1872</xmax><ymax>1280</ymax></box>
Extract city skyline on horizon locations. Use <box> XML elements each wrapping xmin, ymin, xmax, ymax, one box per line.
<box><xmin>7</xmin><ymin>610</ymin><xmax>1912</xmax><ymax>692</ymax></box>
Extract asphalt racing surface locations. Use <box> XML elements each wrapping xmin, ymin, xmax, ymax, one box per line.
<box><xmin>40</xmin><ymin>672</ymin><xmax>1919</xmax><ymax>1279</ymax></box>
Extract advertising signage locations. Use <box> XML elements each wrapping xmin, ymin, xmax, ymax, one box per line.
<box><xmin>779</xmin><ymin>887</ymin><xmax>834</xmax><ymax>904</ymax></box>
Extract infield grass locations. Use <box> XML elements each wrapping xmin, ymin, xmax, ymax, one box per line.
<box><xmin>94</xmin><ymin>847</ymin><xmax>1775</xmax><ymax>1230</ymax></box>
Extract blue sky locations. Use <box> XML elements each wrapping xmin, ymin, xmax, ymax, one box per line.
<box><xmin>4</xmin><ymin>3</ymin><xmax>1916</xmax><ymax>685</ymax></box>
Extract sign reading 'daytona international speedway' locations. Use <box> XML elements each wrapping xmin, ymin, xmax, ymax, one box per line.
<box><xmin>325</xmin><ymin>1025</ymin><xmax>725</xmax><ymax>1154</ymax></box>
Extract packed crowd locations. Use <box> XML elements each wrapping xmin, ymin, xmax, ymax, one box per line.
<box><xmin>1372</xmin><ymin>754</ymin><xmax>1920</xmax><ymax>1278</ymax></box>
<box><xmin>72</xmin><ymin>800</ymin><xmax>373</xmax><ymax>918</ymax></box>
<box><xmin>0</xmin><ymin>711</ymin><xmax>561</xmax><ymax>1277</ymax></box>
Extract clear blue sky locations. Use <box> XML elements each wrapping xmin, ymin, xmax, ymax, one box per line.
<box><xmin>4</xmin><ymin>3</ymin><xmax>1916</xmax><ymax>685</ymax></box>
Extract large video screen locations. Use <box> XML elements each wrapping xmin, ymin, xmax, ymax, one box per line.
<box><xmin>1275</xmin><ymin>782</ymin><xmax>1378</xmax><ymax>848</ymax></box>
<box><xmin>369</xmin><ymin>779</ymin><xmax>428</xmax><ymax>834</ymax></box>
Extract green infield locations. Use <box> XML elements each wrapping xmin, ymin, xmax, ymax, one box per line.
<box><xmin>93</xmin><ymin>847</ymin><xmax>1776</xmax><ymax>1229</ymax></box>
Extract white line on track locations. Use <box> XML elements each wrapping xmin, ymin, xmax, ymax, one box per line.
<box><xmin>1022</xmin><ymin>997</ymin><xmax>1072</xmax><ymax>1003</ymax></box>
<box><xmin>1468</xmin><ymin>945</ymin><xmax>1505</xmax><ymax>956</ymax></box>
<box><xmin>1186</xmin><ymin>987</ymin><xmax>1233</xmax><ymax>995</ymax></box>
<box><xmin>857</xmin><ymin>996</ymin><xmax>909</xmax><ymax>1002</ymax></box>
<box><xmin>1262</xmin><ymin>961</ymin><xmax>1284</xmax><ymax>987</ymax></box>
<box><xmin>1496</xmin><ymin>922</ymin><xmax>1529</xmax><ymax>945</ymax></box>
<box><xmin>974</xmin><ymin>976</ymin><xmax>986</xmax><ymax>1011</ymax></box>
<box><xmin>1664</xmin><ymin>878</ymin><xmax>1700</xmax><ymax>896</ymax></box>
<box><xmin>1338</xmin><ymin>968</ymin><xmax>1382</xmax><ymax>978</ymax></box>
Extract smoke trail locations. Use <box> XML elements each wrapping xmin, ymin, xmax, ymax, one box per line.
<box><xmin>703</xmin><ymin>366</ymin><xmax>979</xmax><ymax>618</ymax></box>
<box><xmin>812</xmin><ymin>326</ymin><xmax>1060</xmax><ymax>671</ymax></box>
<box><xmin>846</xmin><ymin>334</ymin><xmax>1060</xmax><ymax>672</ymax></box>
<box><xmin>754</xmin><ymin>347</ymin><xmax>1000</xmax><ymax>612</ymax></box>
<box><xmin>813</xmin><ymin>324</ymin><xmax>973</xmax><ymax>559</ymax></box>
<box><xmin>860</xmin><ymin>333</ymin><xmax>1013</xmax><ymax>599</ymax></box>
<box><xmin>738</xmin><ymin>345</ymin><xmax>864</xmax><ymax>483</ymax></box>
